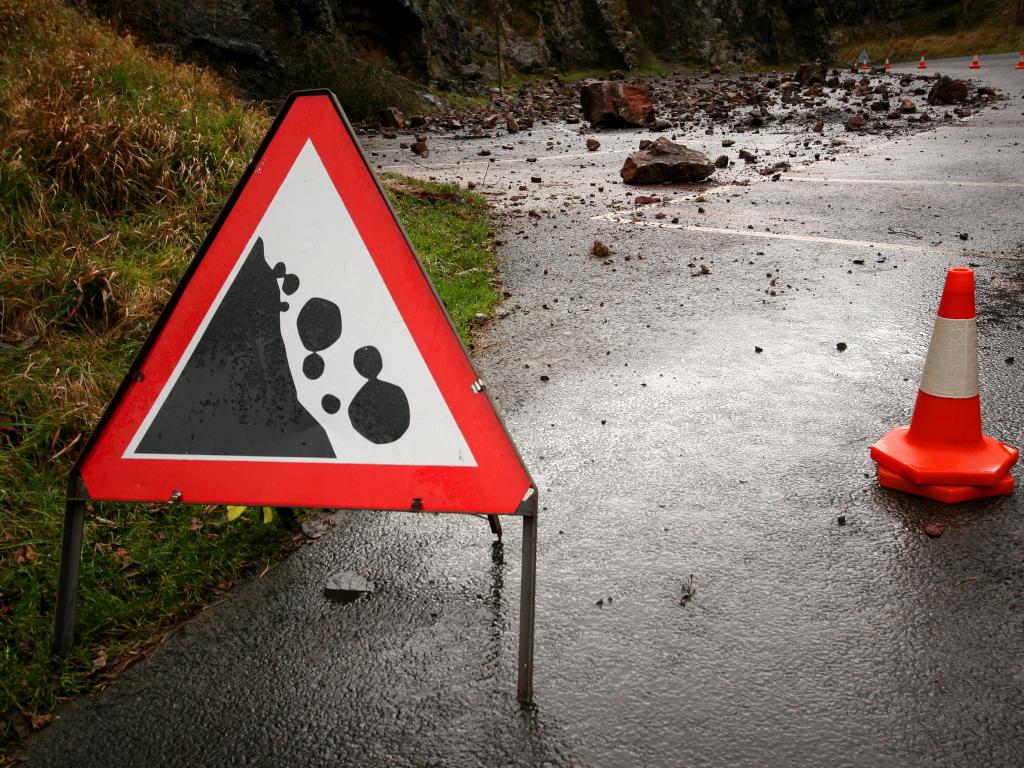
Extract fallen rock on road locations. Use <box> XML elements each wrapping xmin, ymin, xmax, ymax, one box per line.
<box><xmin>927</xmin><ymin>76</ymin><xmax>969</xmax><ymax>105</ymax></box>
<box><xmin>620</xmin><ymin>137</ymin><xmax>715</xmax><ymax>184</ymax></box>
<box><xmin>580</xmin><ymin>80</ymin><xmax>655</xmax><ymax>127</ymax></box>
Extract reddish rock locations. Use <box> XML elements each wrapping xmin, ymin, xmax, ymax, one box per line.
<box><xmin>899</xmin><ymin>98</ymin><xmax>917</xmax><ymax>113</ymax></box>
<box><xmin>506</xmin><ymin>116</ymin><xmax>520</xmax><ymax>133</ymax></box>
<box><xmin>586</xmin><ymin>138</ymin><xmax>601</xmax><ymax>151</ymax></box>
<box><xmin>845</xmin><ymin>114</ymin><xmax>868</xmax><ymax>131</ymax></box>
<box><xmin>620</xmin><ymin>137</ymin><xmax>715</xmax><ymax>185</ymax></box>
<box><xmin>927</xmin><ymin>76</ymin><xmax>969</xmax><ymax>105</ymax></box>
<box><xmin>794</xmin><ymin>61</ymin><xmax>828</xmax><ymax>86</ymax></box>
<box><xmin>379</xmin><ymin>107</ymin><xmax>405</xmax><ymax>130</ymax></box>
<box><xmin>410</xmin><ymin>141</ymin><xmax>429</xmax><ymax>157</ymax></box>
<box><xmin>579</xmin><ymin>80</ymin><xmax>655</xmax><ymax>127</ymax></box>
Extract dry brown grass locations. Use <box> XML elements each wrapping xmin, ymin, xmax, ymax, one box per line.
<box><xmin>0</xmin><ymin>0</ymin><xmax>269</xmax><ymax>425</ymax></box>
<box><xmin>837</xmin><ymin>0</ymin><xmax>1024</xmax><ymax>63</ymax></box>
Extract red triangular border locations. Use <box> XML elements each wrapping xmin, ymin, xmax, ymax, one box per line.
<box><xmin>76</xmin><ymin>91</ymin><xmax>532</xmax><ymax>515</ymax></box>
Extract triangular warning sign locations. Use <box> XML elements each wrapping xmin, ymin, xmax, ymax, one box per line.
<box><xmin>76</xmin><ymin>90</ymin><xmax>532</xmax><ymax>515</ymax></box>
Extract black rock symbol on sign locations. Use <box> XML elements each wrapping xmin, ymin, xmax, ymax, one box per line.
<box><xmin>347</xmin><ymin>346</ymin><xmax>410</xmax><ymax>444</ymax></box>
<box><xmin>296</xmin><ymin>297</ymin><xmax>342</xmax><ymax>381</ymax></box>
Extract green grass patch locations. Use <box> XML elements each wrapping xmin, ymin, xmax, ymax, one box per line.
<box><xmin>383</xmin><ymin>174</ymin><xmax>499</xmax><ymax>342</ymax></box>
<box><xmin>0</xmin><ymin>0</ymin><xmax>499</xmax><ymax>752</ymax></box>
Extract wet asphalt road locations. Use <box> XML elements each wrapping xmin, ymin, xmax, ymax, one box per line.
<box><xmin>25</xmin><ymin>54</ymin><xmax>1024</xmax><ymax>767</ymax></box>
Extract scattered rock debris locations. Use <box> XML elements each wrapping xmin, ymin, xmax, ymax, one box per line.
<box><xmin>924</xmin><ymin>523</ymin><xmax>946</xmax><ymax>538</ymax></box>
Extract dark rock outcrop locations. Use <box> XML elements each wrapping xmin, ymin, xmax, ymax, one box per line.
<box><xmin>82</xmin><ymin>0</ymin><xmax>836</xmax><ymax>102</ymax></box>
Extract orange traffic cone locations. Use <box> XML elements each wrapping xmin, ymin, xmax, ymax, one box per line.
<box><xmin>1017</xmin><ymin>51</ymin><xmax>1024</xmax><ymax>69</ymax></box>
<box><xmin>871</xmin><ymin>268</ymin><xmax>1018</xmax><ymax>502</ymax></box>
<box><xmin>884</xmin><ymin>57</ymin><xmax>892</xmax><ymax>70</ymax></box>
<box><xmin>969</xmin><ymin>52</ymin><xmax>981</xmax><ymax>69</ymax></box>
<box><xmin>917</xmin><ymin>55</ymin><xmax>927</xmax><ymax>69</ymax></box>
<box><xmin>859</xmin><ymin>61</ymin><xmax>870</xmax><ymax>72</ymax></box>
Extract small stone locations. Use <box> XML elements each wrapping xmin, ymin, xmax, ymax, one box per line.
<box><xmin>837</xmin><ymin>515</ymin><xmax>846</xmax><ymax>526</ymax></box>
<box><xmin>924</xmin><ymin>523</ymin><xmax>945</xmax><ymax>538</ymax></box>
<box><xmin>324</xmin><ymin>571</ymin><xmax>374</xmax><ymax>603</ymax></box>
<box><xmin>836</xmin><ymin>342</ymin><xmax>847</xmax><ymax>352</ymax></box>
<box><xmin>959</xmin><ymin>232</ymin><xmax>969</xmax><ymax>241</ymax></box>
<box><xmin>846</xmin><ymin>114</ymin><xmax>868</xmax><ymax>131</ymax></box>
<box><xmin>586</xmin><ymin>138</ymin><xmax>601</xmax><ymax>151</ymax></box>
<box><xmin>531</xmin><ymin>176</ymin><xmax>542</xmax><ymax>183</ymax></box>
<box><xmin>755</xmin><ymin>346</ymin><xmax>763</xmax><ymax>354</ymax></box>
<box><xmin>1005</xmin><ymin>356</ymin><xmax>1015</xmax><ymax>365</ymax></box>
<box><xmin>595</xmin><ymin>598</ymin><xmax>604</xmax><ymax>607</ymax></box>
<box><xmin>715</xmin><ymin>154</ymin><xmax>729</xmax><ymax>168</ymax></box>
<box><xmin>410</xmin><ymin>141</ymin><xmax>429</xmax><ymax>157</ymax></box>
<box><xmin>539</xmin><ymin>375</ymin><xmax>550</xmax><ymax>382</ymax></box>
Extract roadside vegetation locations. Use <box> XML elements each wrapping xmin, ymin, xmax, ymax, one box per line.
<box><xmin>838</xmin><ymin>0</ymin><xmax>1024</xmax><ymax>64</ymax></box>
<box><xmin>0</xmin><ymin>0</ymin><xmax>498</xmax><ymax>752</ymax></box>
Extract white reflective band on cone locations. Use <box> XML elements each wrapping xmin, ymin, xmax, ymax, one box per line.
<box><xmin>919</xmin><ymin>317</ymin><xmax>979</xmax><ymax>398</ymax></box>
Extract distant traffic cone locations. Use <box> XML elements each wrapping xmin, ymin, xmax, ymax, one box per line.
<box><xmin>917</xmin><ymin>55</ymin><xmax>927</xmax><ymax>69</ymax></box>
<box><xmin>969</xmin><ymin>52</ymin><xmax>981</xmax><ymax>69</ymax></box>
<box><xmin>859</xmin><ymin>61</ymin><xmax>870</xmax><ymax>72</ymax></box>
<box><xmin>871</xmin><ymin>268</ymin><xmax>1018</xmax><ymax>501</ymax></box>
<box><xmin>884</xmin><ymin>57</ymin><xmax>892</xmax><ymax>70</ymax></box>
<box><xmin>1017</xmin><ymin>51</ymin><xmax>1024</xmax><ymax>69</ymax></box>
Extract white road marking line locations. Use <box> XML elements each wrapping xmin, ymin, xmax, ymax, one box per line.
<box><xmin>590</xmin><ymin>213</ymin><xmax>1024</xmax><ymax>260</ymax></box>
<box><xmin>786</xmin><ymin>175</ymin><xmax>1024</xmax><ymax>189</ymax></box>
<box><xmin>384</xmin><ymin>149</ymin><xmax>621</xmax><ymax>172</ymax></box>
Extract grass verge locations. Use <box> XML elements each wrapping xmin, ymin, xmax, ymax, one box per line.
<box><xmin>0</xmin><ymin>0</ymin><xmax>498</xmax><ymax>753</ymax></box>
<box><xmin>837</xmin><ymin>1</ymin><xmax>1024</xmax><ymax>64</ymax></box>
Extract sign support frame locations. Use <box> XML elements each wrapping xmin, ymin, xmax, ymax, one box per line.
<box><xmin>516</xmin><ymin>488</ymin><xmax>539</xmax><ymax>704</ymax></box>
<box><xmin>53</xmin><ymin>472</ymin><xmax>88</xmax><ymax>656</ymax></box>
<box><xmin>53</xmin><ymin>483</ymin><xmax>539</xmax><ymax>704</ymax></box>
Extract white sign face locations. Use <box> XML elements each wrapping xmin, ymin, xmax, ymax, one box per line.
<box><xmin>127</xmin><ymin>141</ymin><xmax>476</xmax><ymax>467</ymax></box>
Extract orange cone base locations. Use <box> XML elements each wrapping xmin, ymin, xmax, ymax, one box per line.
<box><xmin>969</xmin><ymin>63</ymin><xmax>980</xmax><ymax>69</ymax></box>
<box><xmin>877</xmin><ymin>465</ymin><xmax>1014</xmax><ymax>503</ymax></box>
<box><xmin>871</xmin><ymin>425</ymin><xmax>1019</xmax><ymax>486</ymax></box>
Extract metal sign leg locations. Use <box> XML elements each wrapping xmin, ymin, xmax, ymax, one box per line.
<box><xmin>516</xmin><ymin>496</ymin><xmax>538</xmax><ymax>705</ymax></box>
<box><xmin>53</xmin><ymin>477</ymin><xmax>87</xmax><ymax>655</ymax></box>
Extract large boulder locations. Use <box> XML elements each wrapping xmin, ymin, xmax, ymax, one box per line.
<box><xmin>927</xmin><ymin>76</ymin><xmax>969</xmax><ymax>105</ymax></box>
<box><xmin>794</xmin><ymin>61</ymin><xmax>828</xmax><ymax>86</ymax></box>
<box><xmin>580</xmin><ymin>80</ymin><xmax>655</xmax><ymax>127</ymax></box>
<box><xmin>620</xmin><ymin>137</ymin><xmax>715</xmax><ymax>184</ymax></box>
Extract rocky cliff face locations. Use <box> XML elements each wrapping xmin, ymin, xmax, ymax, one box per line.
<box><xmin>79</xmin><ymin>0</ymin><xmax>836</xmax><ymax>100</ymax></box>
